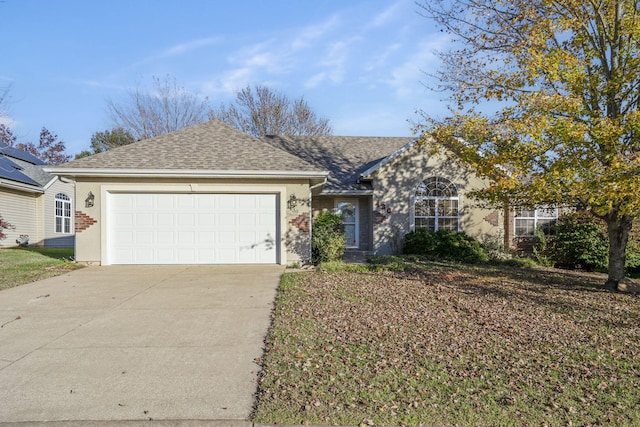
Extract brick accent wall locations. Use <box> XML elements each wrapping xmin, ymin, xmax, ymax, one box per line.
<box><xmin>75</xmin><ymin>211</ymin><xmax>97</xmax><ymax>232</ymax></box>
<box><xmin>289</xmin><ymin>212</ymin><xmax>310</xmax><ymax>232</ymax></box>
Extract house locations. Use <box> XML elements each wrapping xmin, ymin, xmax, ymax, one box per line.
<box><xmin>263</xmin><ymin>134</ymin><xmax>503</xmax><ymax>256</ymax></box>
<box><xmin>0</xmin><ymin>143</ymin><xmax>75</xmax><ymax>248</ymax></box>
<box><xmin>47</xmin><ymin>120</ymin><xmax>504</xmax><ymax>266</ymax></box>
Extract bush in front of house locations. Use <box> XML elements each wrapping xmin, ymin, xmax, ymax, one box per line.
<box><xmin>547</xmin><ymin>212</ymin><xmax>609</xmax><ymax>271</ymax></box>
<box><xmin>403</xmin><ymin>228</ymin><xmax>489</xmax><ymax>263</ymax></box>
<box><xmin>547</xmin><ymin>211</ymin><xmax>640</xmax><ymax>272</ymax></box>
<box><xmin>312</xmin><ymin>211</ymin><xmax>346</xmax><ymax>264</ymax></box>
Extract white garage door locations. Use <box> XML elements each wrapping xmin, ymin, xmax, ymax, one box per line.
<box><xmin>107</xmin><ymin>193</ymin><xmax>278</xmax><ymax>265</ymax></box>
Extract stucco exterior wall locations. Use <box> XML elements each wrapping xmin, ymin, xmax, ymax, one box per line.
<box><xmin>370</xmin><ymin>148</ymin><xmax>502</xmax><ymax>255</ymax></box>
<box><xmin>72</xmin><ymin>177</ymin><xmax>312</xmax><ymax>265</ymax></box>
<box><xmin>0</xmin><ymin>188</ymin><xmax>42</xmax><ymax>247</ymax></box>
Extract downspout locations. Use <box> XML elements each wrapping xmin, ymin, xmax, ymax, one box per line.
<box><xmin>308</xmin><ymin>178</ymin><xmax>327</xmax><ymax>264</ymax></box>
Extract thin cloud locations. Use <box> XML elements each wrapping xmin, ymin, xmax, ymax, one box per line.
<box><xmin>291</xmin><ymin>14</ymin><xmax>341</xmax><ymax>51</ymax></box>
<box><xmin>366</xmin><ymin>0</ymin><xmax>404</xmax><ymax>30</ymax></box>
<box><xmin>134</xmin><ymin>36</ymin><xmax>223</xmax><ymax>67</ymax></box>
<box><xmin>386</xmin><ymin>36</ymin><xmax>448</xmax><ymax>99</ymax></box>
<box><xmin>161</xmin><ymin>37</ymin><xmax>223</xmax><ymax>57</ymax></box>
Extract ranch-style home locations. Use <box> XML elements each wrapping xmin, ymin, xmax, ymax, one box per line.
<box><xmin>47</xmin><ymin>120</ymin><xmax>552</xmax><ymax>265</ymax></box>
<box><xmin>0</xmin><ymin>143</ymin><xmax>75</xmax><ymax>248</ymax></box>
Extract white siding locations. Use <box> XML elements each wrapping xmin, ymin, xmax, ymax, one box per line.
<box><xmin>43</xmin><ymin>179</ymin><xmax>75</xmax><ymax>248</ymax></box>
<box><xmin>0</xmin><ymin>188</ymin><xmax>42</xmax><ymax>247</ymax></box>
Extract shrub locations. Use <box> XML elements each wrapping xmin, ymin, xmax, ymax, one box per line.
<box><xmin>0</xmin><ymin>214</ymin><xmax>14</xmax><ymax>241</ymax></box>
<box><xmin>547</xmin><ymin>212</ymin><xmax>609</xmax><ymax>271</ymax></box>
<box><xmin>403</xmin><ymin>229</ymin><xmax>488</xmax><ymax>263</ymax></box>
<box><xmin>312</xmin><ymin>211</ymin><xmax>346</xmax><ymax>264</ymax></box>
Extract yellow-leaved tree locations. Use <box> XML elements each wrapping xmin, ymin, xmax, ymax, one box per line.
<box><xmin>418</xmin><ymin>0</ymin><xmax>640</xmax><ymax>291</ymax></box>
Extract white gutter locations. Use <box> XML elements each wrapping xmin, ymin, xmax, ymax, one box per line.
<box><xmin>308</xmin><ymin>177</ymin><xmax>327</xmax><ymax>264</ymax></box>
<box><xmin>0</xmin><ymin>179</ymin><xmax>44</xmax><ymax>194</ymax></box>
<box><xmin>44</xmin><ymin>168</ymin><xmax>329</xmax><ymax>180</ymax></box>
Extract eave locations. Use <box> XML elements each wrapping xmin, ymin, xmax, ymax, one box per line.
<box><xmin>44</xmin><ymin>168</ymin><xmax>329</xmax><ymax>183</ymax></box>
<box><xmin>0</xmin><ymin>179</ymin><xmax>45</xmax><ymax>194</ymax></box>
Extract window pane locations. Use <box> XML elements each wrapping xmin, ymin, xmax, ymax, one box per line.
<box><xmin>55</xmin><ymin>217</ymin><xmax>62</xmax><ymax>233</ymax></box>
<box><xmin>438</xmin><ymin>218</ymin><xmax>459</xmax><ymax>232</ymax></box>
<box><xmin>439</xmin><ymin>199</ymin><xmax>458</xmax><ymax>216</ymax></box>
<box><xmin>538</xmin><ymin>219</ymin><xmax>555</xmax><ymax>235</ymax></box>
<box><xmin>64</xmin><ymin>218</ymin><xmax>71</xmax><ymax>234</ymax></box>
<box><xmin>337</xmin><ymin>202</ymin><xmax>356</xmax><ymax>223</ymax></box>
<box><xmin>516</xmin><ymin>209</ymin><xmax>535</xmax><ymax>218</ymax></box>
<box><xmin>537</xmin><ymin>206</ymin><xmax>557</xmax><ymax>218</ymax></box>
<box><xmin>515</xmin><ymin>218</ymin><xmax>535</xmax><ymax>236</ymax></box>
<box><xmin>415</xmin><ymin>218</ymin><xmax>435</xmax><ymax>232</ymax></box>
<box><xmin>344</xmin><ymin>224</ymin><xmax>357</xmax><ymax>247</ymax></box>
<box><xmin>415</xmin><ymin>199</ymin><xmax>429</xmax><ymax>217</ymax></box>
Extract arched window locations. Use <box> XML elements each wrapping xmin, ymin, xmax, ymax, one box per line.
<box><xmin>55</xmin><ymin>193</ymin><xmax>72</xmax><ymax>233</ymax></box>
<box><xmin>414</xmin><ymin>177</ymin><xmax>459</xmax><ymax>232</ymax></box>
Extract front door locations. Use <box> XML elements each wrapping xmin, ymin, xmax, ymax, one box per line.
<box><xmin>336</xmin><ymin>200</ymin><xmax>359</xmax><ymax>248</ymax></box>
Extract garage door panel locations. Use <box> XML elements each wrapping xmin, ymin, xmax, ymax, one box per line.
<box><xmin>108</xmin><ymin>193</ymin><xmax>278</xmax><ymax>264</ymax></box>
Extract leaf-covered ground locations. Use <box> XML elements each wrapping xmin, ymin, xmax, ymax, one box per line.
<box><xmin>253</xmin><ymin>262</ymin><xmax>640</xmax><ymax>426</ymax></box>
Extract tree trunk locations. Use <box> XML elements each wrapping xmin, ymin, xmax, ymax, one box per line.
<box><xmin>604</xmin><ymin>214</ymin><xmax>632</xmax><ymax>291</ymax></box>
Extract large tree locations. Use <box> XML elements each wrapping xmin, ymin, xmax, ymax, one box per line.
<box><xmin>18</xmin><ymin>127</ymin><xmax>71</xmax><ymax>165</ymax></box>
<box><xmin>417</xmin><ymin>0</ymin><xmax>640</xmax><ymax>290</ymax></box>
<box><xmin>107</xmin><ymin>75</ymin><xmax>210</xmax><ymax>141</ymax></box>
<box><xmin>211</xmin><ymin>84</ymin><xmax>333</xmax><ymax>137</ymax></box>
<box><xmin>75</xmin><ymin>127</ymin><xmax>135</xmax><ymax>159</ymax></box>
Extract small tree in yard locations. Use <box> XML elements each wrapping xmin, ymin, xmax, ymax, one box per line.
<box><xmin>312</xmin><ymin>211</ymin><xmax>346</xmax><ymax>264</ymax></box>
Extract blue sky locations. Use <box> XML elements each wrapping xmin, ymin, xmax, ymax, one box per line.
<box><xmin>1</xmin><ymin>0</ymin><xmax>448</xmax><ymax>156</ymax></box>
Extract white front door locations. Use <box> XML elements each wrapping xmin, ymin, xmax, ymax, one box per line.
<box><xmin>336</xmin><ymin>200</ymin><xmax>359</xmax><ymax>248</ymax></box>
<box><xmin>107</xmin><ymin>193</ymin><xmax>278</xmax><ymax>265</ymax></box>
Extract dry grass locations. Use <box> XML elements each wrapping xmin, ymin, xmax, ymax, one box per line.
<box><xmin>254</xmin><ymin>260</ymin><xmax>640</xmax><ymax>426</ymax></box>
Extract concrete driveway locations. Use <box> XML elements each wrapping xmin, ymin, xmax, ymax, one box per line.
<box><xmin>0</xmin><ymin>265</ymin><xmax>283</xmax><ymax>424</ymax></box>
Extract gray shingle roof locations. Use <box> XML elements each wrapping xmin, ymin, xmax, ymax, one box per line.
<box><xmin>55</xmin><ymin>120</ymin><xmax>324</xmax><ymax>174</ymax></box>
<box><xmin>0</xmin><ymin>142</ymin><xmax>54</xmax><ymax>188</ymax></box>
<box><xmin>262</xmin><ymin>135</ymin><xmax>414</xmax><ymax>191</ymax></box>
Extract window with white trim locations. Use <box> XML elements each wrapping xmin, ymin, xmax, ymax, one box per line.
<box><xmin>514</xmin><ymin>206</ymin><xmax>557</xmax><ymax>236</ymax></box>
<box><xmin>55</xmin><ymin>193</ymin><xmax>72</xmax><ymax>234</ymax></box>
<box><xmin>414</xmin><ymin>176</ymin><xmax>459</xmax><ymax>232</ymax></box>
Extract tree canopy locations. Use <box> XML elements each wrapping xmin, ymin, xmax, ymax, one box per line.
<box><xmin>211</xmin><ymin>84</ymin><xmax>332</xmax><ymax>137</ymax></box>
<box><xmin>18</xmin><ymin>127</ymin><xmax>71</xmax><ymax>165</ymax></box>
<box><xmin>417</xmin><ymin>0</ymin><xmax>640</xmax><ymax>290</ymax></box>
<box><xmin>75</xmin><ymin>127</ymin><xmax>135</xmax><ymax>159</ymax></box>
<box><xmin>1</xmin><ymin>125</ymin><xmax>70</xmax><ymax>165</ymax></box>
<box><xmin>107</xmin><ymin>75</ymin><xmax>210</xmax><ymax>141</ymax></box>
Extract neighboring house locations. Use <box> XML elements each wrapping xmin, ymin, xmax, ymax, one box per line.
<box><xmin>0</xmin><ymin>143</ymin><xmax>75</xmax><ymax>248</ymax></box>
<box><xmin>47</xmin><ymin>120</ymin><xmax>506</xmax><ymax>266</ymax></box>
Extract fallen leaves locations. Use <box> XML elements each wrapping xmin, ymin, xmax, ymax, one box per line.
<box><xmin>254</xmin><ymin>264</ymin><xmax>640</xmax><ymax>426</ymax></box>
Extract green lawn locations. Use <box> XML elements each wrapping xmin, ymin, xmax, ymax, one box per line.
<box><xmin>254</xmin><ymin>259</ymin><xmax>640</xmax><ymax>426</ymax></box>
<box><xmin>0</xmin><ymin>247</ymin><xmax>84</xmax><ymax>290</ymax></box>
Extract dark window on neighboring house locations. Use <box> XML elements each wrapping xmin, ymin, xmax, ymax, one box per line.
<box><xmin>514</xmin><ymin>206</ymin><xmax>557</xmax><ymax>236</ymax></box>
<box><xmin>55</xmin><ymin>193</ymin><xmax>72</xmax><ymax>233</ymax></box>
<box><xmin>414</xmin><ymin>176</ymin><xmax>459</xmax><ymax>232</ymax></box>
